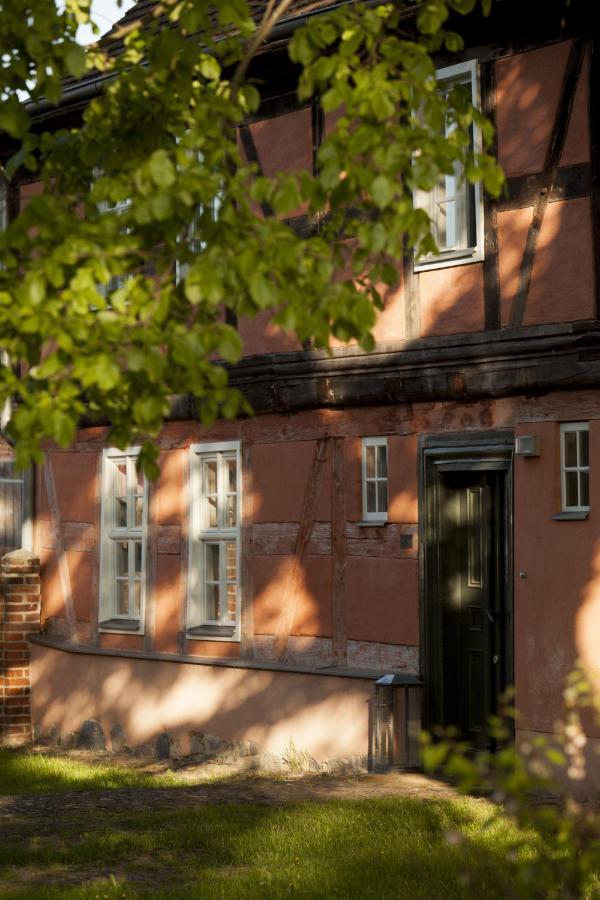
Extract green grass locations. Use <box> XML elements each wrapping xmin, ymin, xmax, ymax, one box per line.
<box><xmin>0</xmin><ymin>797</ymin><xmax>531</xmax><ymax>899</ymax></box>
<box><xmin>0</xmin><ymin>750</ymin><xmax>579</xmax><ymax>899</ymax></box>
<box><xmin>0</xmin><ymin>749</ymin><xmax>180</xmax><ymax>795</ymax></box>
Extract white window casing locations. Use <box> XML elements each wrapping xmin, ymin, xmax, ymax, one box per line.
<box><xmin>95</xmin><ymin>172</ymin><xmax>132</xmax><ymax>297</ymax></box>
<box><xmin>414</xmin><ymin>59</ymin><xmax>484</xmax><ymax>272</ymax></box>
<box><xmin>560</xmin><ymin>423</ymin><xmax>590</xmax><ymax>512</ymax></box>
<box><xmin>362</xmin><ymin>437</ymin><xmax>388</xmax><ymax>523</ymax></box>
<box><xmin>99</xmin><ymin>448</ymin><xmax>148</xmax><ymax>633</ymax></box>
<box><xmin>188</xmin><ymin>440</ymin><xmax>241</xmax><ymax>640</ymax></box>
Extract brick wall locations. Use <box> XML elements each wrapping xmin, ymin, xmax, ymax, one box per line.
<box><xmin>0</xmin><ymin>550</ymin><xmax>41</xmax><ymax>745</ymax></box>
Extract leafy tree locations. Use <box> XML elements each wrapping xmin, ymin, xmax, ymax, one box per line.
<box><xmin>0</xmin><ymin>0</ymin><xmax>503</xmax><ymax>475</ymax></box>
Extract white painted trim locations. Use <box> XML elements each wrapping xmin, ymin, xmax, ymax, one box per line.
<box><xmin>98</xmin><ymin>447</ymin><xmax>148</xmax><ymax>635</ymax></box>
<box><xmin>361</xmin><ymin>436</ymin><xmax>389</xmax><ymax>523</ymax></box>
<box><xmin>187</xmin><ymin>440</ymin><xmax>242</xmax><ymax>642</ymax></box>
<box><xmin>414</xmin><ymin>58</ymin><xmax>485</xmax><ymax>273</ymax></box>
<box><xmin>560</xmin><ymin>422</ymin><xmax>590</xmax><ymax>512</ymax></box>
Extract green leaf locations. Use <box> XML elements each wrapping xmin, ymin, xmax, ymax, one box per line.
<box><xmin>199</xmin><ymin>55</ymin><xmax>221</xmax><ymax>81</ymax></box>
<box><xmin>371</xmin><ymin>175</ymin><xmax>395</xmax><ymax>209</ymax></box>
<box><xmin>149</xmin><ymin>150</ymin><xmax>176</xmax><ymax>189</ymax></box>
<box><xmin>65</xmin><ymin>44</ymin><xmax>87</xmax><ymax>79</ymax></box>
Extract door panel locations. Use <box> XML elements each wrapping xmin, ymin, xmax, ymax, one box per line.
<box><xmin>437</xmin><ymin>470</ymin><xmax>503</xmax><ymax>748</ymax></box>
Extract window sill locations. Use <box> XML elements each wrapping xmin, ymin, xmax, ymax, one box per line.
<box><xmin>187</xmin><ymin>624</ymin><xmax>237</xmax><ymax>640</ymax></box>
<box><xmin>551</xmin><ymin>510</ymin><xmax>589</xmax><ymax>521</ymax></box>
<box><xmin>99</xmin><ymin>618</ymin><xmax>142</xmax><ymax>632</ymax></box>
<box><xmin>356</xmin><ymin>520</ymin><xmax>388</xmax><ymax>527</ymax></box>
<box><xmin>414</xmin><ymin>247</ymin><xmax>483</xmax><ymax>273</ymax></box>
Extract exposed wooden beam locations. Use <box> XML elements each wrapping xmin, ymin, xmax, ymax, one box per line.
<box><xmin>500</xmin><ymin>162</ymin><xmax>590</xmax><ymax>210</ymax></box>
<box><xmin>508</xmin><ymin>38</ymin><xmax>587</xmax><ymax>328</ymax></box>
<box><xmin>238</xmin><ymin>124</ymin><xmax>275</xmax><ymax>218</ymax></box>
<box><xmin>481</xmin><ymin>60</ymin><xmax>501</xmax><ymax>331</ymax></box>
<box><xmin>311</xmin><ymin>97</ymin><xmax>325</xmax><ymax>178</ymax></box>
<box><xmin>240</xmin><ymin>442</ymin><xmax>255</xmax><ymax>659</ymax></box>
<box><xmin>331</xmin><ymin>437</ymin><xmax>347</xmax><ymax>665</ymax></box>
<box><xmin>403</xmin><ymin>243</ymin><xmax>421</xmax><ymax>341</ymax></box>
<box><xmin>43</xmin><ymin>452</ymin><xmax>78</xmax><ymax>644</ymax></box>
<box><xmin>273</xmin><ymin>438</ymin><xmax>329</xmax><ymax>662</ymax></box>
<box><xmin>590</xmin><ymin>38</ymin><xmax>600</xmax><ymax>318</ymax></box>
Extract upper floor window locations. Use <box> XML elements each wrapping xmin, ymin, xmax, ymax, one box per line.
<box><xmin>414</xmin><ymin>60</ymin><xmax>484</xmax><ymax>272</ymax></box>
<box><xmin>362</xmin><ymin>437</ymin><xmax>388</xmax><ymax>522</ymax></box>
<box><xmin>188</xmin><ymin>441</ymin><xmax>241</xmax><ymax>640</ymax></box>
<box><xmin>99</xmin><ymin>448</ymin><xmax>147</xmax><ymax>632</ymax></box>
<box><xmin>98</xmin><ymin>194</ymin><xmax>132</xmax><ymax>296</ymax></box>
<box><xmin>560</xmin><ymin>423</ymin><xmax>589</xmax><ymax>512</ymax></box>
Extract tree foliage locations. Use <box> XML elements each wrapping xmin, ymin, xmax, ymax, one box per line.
<box><xmin>0</xmin><ymin>0</ymin><xmax>503</xmax><ymax>474</ymax></box>
<box><xmin>421</xmin><ymin>668</ymin><xmax>600</xmax><ymax>899</ymax></box>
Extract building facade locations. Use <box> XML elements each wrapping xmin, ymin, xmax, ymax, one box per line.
<box><xmin>2</xmin><ymin>1</ymin><xmax>599</xmax><ymax>781</ymax></box>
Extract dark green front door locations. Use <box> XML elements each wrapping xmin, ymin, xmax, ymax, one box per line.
<box><xmin>437</xmin><ymin>470</ymin><xmax>505</xmax><ymax>748</ymax></box>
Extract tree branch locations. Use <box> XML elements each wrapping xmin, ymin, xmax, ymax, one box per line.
<box><xmin>230</xmin><ymin>0</ymin><xmax>298</xmax><ymax>100</ymax></box>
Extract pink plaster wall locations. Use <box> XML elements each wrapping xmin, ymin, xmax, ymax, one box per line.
<box><xmin>419</xmin><ymin>263</ymin><xmax>485</xmax><ymax>336</ymax></box>
<box><xmin>498</xmin><ymin>199</ymin><xmax>594</xmax><ymax>326</ymax></box>
<box><xmin>495</xmin><ymin>41</ymin><xmax>588</xmax><ymax>177</ymax></box>
<box><xmin>513</xmin><ymin>420</ymin><xmax>600</xmax><ymax>737</ymax></box>
<box><xmin>30</xmin><ymin>642</ymin><xmax>372</xmax><ymax>760</ymax></box>
<box><xmin>252</xmin><ymin>440</ymin><xmax>331</xmax><ymax>522</ymax></box>
<box><xmin>345</xmin><ymin>557</ymin><xmax>419</xmax><ymax>646</ymax></box>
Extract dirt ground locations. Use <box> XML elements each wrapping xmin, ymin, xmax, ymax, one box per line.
<box><xmin>0</xmin><ymin>745</ymin><xmax>464</xmax><ymax>836</ymax></box>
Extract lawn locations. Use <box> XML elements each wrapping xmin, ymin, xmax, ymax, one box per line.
<box><xmin>0</xmin><ymin>748</ymin><xmax>181</xmax><ymax>795</ymax></box>
<box><xmin>0</xmin><ymin>749</ymin><xmax>570</xmax><ymax>899</ymax></box>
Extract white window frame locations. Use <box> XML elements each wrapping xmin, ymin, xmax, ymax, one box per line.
<box><xmin>560</xmin><ymin>423</ymin><xmax>590</xmax><ymax>513</ymax></box>
<box><xmin>361</xmin><ymin>437</ymin><xmax>388</xmax><ymax>523</ymax></box>
<box><xmin>414</xmin><ymin>59</ymin><xmax>484</xmax><ymax>272</ymax></box>
<box><xmin>94</xmin><ymin>170</ymin><xmax>132</xmax><ymax>298</ymax></box>
<box><xmin>188</xmin><ymin>440</ymin><xmax>241</xmax><ymax>641</ymax></box>
<box><xmin>99</xmin><ymin>447</ymin><xmax>148</xmax><ymax>633</ymax></box>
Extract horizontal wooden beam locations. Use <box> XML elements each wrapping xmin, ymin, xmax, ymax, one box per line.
<box><xmin>500</xmin><ymin>163</ymin><xmax>590</xmax><ymax>211</ymax></box>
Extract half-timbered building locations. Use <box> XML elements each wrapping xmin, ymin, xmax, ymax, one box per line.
<box><xmin>1</xmin><ymin>0</ymin><xmax>599</xmax><ymax>786</ymax></box>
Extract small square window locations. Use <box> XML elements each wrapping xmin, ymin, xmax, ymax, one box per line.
<box><xmin>560</xmin><ymin>423</ymin><xmax>589</xmax><ymax>512</ymax></box>
<box><xmin>413</xmin><ymin>60</ymin><xmax>484</xmax><ymax>272</ymax></box>
<box><xmin>362</xmin><ymin>437</ymin><xmax>388</xmax><ymax>522</ymax></box>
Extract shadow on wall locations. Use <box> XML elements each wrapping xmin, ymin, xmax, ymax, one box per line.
<box><xmin>30</xmin><ymin>643</ymin><xmax>372</xmax><ymax>760</ymax></box>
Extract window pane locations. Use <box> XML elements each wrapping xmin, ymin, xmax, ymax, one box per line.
<box><xmin>205</xmin><ymin>583</ymin><xmax>219</xmax><ymax>621</ymax></box>
<box><xmin>116</xmin><ymin>579</ymin><xmax>129</xmax><ymax>615</ymax></box>
<box><xmin>116</xmin><ymin>541</ymin><xmax>128</xmax><ymax>577</ymax></box>
<box><xmin>135</xmin><ymin>466</ymin><xmax>144</xmax><ymax>494</ymax></box>
<box><xmin>366</xmin><ymin>481</ymin><xmax>376</xmax><ymax>513</ymax></box>
<box><xmin>226</xmin><ymin>542</ymin><xmax>237</xmax><ymax>582</ymax></box>
<box><xmin>365</xmin><ymin>446</ymin><xmax>376</xmax><ymax>478</ymax></box>
<box><xmin>377</xmin><ymin>445</ymin><xmax>387</xmax><ymax>478</ymax></box>
<box><xmin>134</xmin><ymin>541</ymin><xmax>142</xmax><ymax>575</ymax></box>
<box><xmin>205</xmin><ymin>543</ymin><xmax>220</xmax><ymax>582</ymax></box>
<box><xmin>579</xmin><ymin>429</ymin><xmax>589</xmax><ymax>468</ymax></box>
<box><xmin>203</xmin><ymin>459</ymin><xmax>217</xmax><ymax>494</ymax></box>
<box><xmin>132</xmin><ymin>580</ymin><xmax>141</xmax><ymax>618</ymax></box>
<box><xmin>114</xmin><ymin>462</ymin><xmax>127</xmax><ymax>497</ymax></box>
<box><xmin>565</xmin><ymin>471</ymin><xmax>579</xmax><ymax>508</ymax></box>
<box><xmin>206</xmin><ymin>496</ymin><xmax>218</xmax><ymax>528</ymax></box>
<box><xmin>564</xmin><ymin>431</ymin><xmax>578</xmax><ymax>468</ymax></box>
<box><xmin>226</xmin><ymin>494</ymin><xmax>237</xmax><ymax>528</ymax></box>
<box><xmin>226</xmin><ymin>584</ymin><xmax>237</xmax><ymax>622</ymax></box>
<box><xmin>226</xmin><ymin>458</ymin><xmax>237</xmax><ymax>493</ymax></box>
<box><xmin>134</xmin><ymin>496</ymin><xmax>144</xmax><ymax>527</ymax></box>
<box><xmin>580</xmin><ymin>470</ymin><xmax>590</xmax><ymax>508</ymax></box>
<box><xmin>115</xmin><ymin>497</ymin><xmax>127</xmax><ymax>528</ymax></box>
<box><xmin>377</xmin><ymin>480</ymin><xmax>388</xmax><ymax>514</ymax></box>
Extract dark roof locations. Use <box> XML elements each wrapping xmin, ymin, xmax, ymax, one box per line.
<box><xmin>100</xmin><ymin>0</ymin><xmax>343</xmax><ymax>48</ymax></box>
